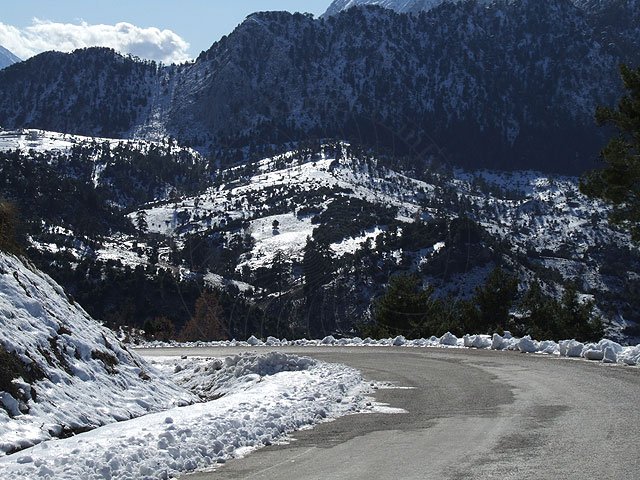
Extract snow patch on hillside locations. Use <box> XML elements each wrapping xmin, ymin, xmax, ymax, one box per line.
<box><xmin>0</xmin><ymin>128</ymin><xmax>200</xmax><ymax>158</ymax></box>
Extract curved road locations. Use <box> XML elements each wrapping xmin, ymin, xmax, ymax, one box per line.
<box><xmin>141</xmin><ymin>346</ymin><xmax>639</xmax><ymax>479</ymax></box>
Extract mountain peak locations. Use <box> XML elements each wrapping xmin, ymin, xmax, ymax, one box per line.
<box><xmin>0</xmin><ymin>46</ymin><xmax>21</xmax><ymax>70</ymax></box>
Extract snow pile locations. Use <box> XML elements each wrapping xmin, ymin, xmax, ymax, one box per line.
<box><xmin>140</xmin><ymin>331</ymin><xmax>640</xmax><ymax>366</ymax></box>
<box><xmin>0</xmin><ymin>353</ymin><xmax>370</xmax><ymax>480</ymax></box>
<box><xmin>169</xmin><ymin>352</ymin><xmax>316</xmax><ymax>399</ymax></box>
<box><xmin>0</xmin><ymin>252</ymin><xmax>194</xmax><ymax>455</ymax></box>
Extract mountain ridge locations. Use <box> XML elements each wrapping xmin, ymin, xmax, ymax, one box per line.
<box><xmin>0</xmin><ymin>1</ymin><xmax>638</xmax><ymax>173</ymax></box>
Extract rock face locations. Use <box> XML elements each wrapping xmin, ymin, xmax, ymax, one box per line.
<box><xmin>0</xmin><ymin>1</ymin><xmax>638</xmax><ymax>172</ymax></box>
<box><xmin>0</xmin><ymin>252</ymin><xmax>194</xmax><ymax>454</ymax></box>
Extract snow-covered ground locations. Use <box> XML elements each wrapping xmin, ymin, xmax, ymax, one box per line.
<box><xmin>0</xmin><ymin>252</ymin><xmax>194</xmax><ymax>455</ymax></box>
<box><xmin>0</xmin><ymin>352</ymin><xmax>374</xmax><ymax>480</ymax></box>
<box><xmin>0</xmin><ymin>252</ymin><xmax>378</xmax><ymax>479</ymax></box>
<box><xmin>0</xmin><ymin>129</ymin><xmax>198</xmax><ymax>157</ymax></box>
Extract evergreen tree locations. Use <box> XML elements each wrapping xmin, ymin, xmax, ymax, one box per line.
<box><xmin>521</xmin><ymin>280</ymin><xmax>563</xmax><ymax>339</ymax></box>
<box><xmin>581</xmin><ymin>64</ymin><xmax>640</xmax><ymax>240</ymax></box>
<box><xmin>372</xmin><ymin>274</ymin><xmax>441</xmax><ymax>338</ymax></box>
<box><xmin>302</xmin><ymin>238</ymin><xmax>334</xmax><ymax>337</ymax></box>
<box><xmin>471</xmin><ymin>267</ymin><xmax>519</xmax><ymax>333</ymax></box>
<box><xmin>135</xmin><ymin>210</ymin><xmax>148</xmax><ymax>235</ymax></box>
<box><xmin>557</xmin><ymin>283</ymin><xmax>604</xmax><ymax>342</ymax></box>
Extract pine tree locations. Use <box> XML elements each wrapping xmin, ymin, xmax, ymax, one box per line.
<box><xmin>520</xmin><ymin>281</ymin><xmax>561</xmax><ymax>339</ymax></box>
<box><xmin>372</xmin><ymin>274</ymin><xmax>441</xmax><ymax>338</ymax></box>
<box><xmin>581</xmin><ymin>64</ymin><xmax>640</xmax><ymax>240</ymax></box>
<box><xmin>472</xmin><ymin>267</ymin><xmax>519</xmax><ymax>333</ymax></box>
<box><xmin>135</xmin><ymin>210</ymin><xmax>148</xmax><ymax>235</ymax></box>
<box><xmin>557</xmin><ymin>283</ymin><xmax>603</xmax><ymax>342</ymax></box>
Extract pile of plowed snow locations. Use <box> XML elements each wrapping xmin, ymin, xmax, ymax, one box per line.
<box><xmin>141</xmin><ymin>332</ymin><xmax>640</xmax><ymax>366</ymax></box>
<box><xmin>0</xmin><ymin>252</ymin><xmax>195</xmax><ymax>455</ymax></box>
<box><xmin>0</xmin><ymin>352</ymin><xmax>371</xmax><ymax>479</ymax></box>
<box><xmin>169</xmin><ymin>351</ymin><xmax>317</xmax><ymax>399</ymax></box>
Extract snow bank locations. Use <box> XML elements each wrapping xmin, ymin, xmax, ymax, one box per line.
<box><xmin>170</xmin><ymin>352</ymin><xmax>316</xmax><ymax>399</ymax></box>
<box><xmin>0</xmin><ymin>253</ymin><xmax>194</xmax><ymax>455</ymax></box>
<box><xmin>140</xmin><ymin>330</ymin><xmax>640</xmax><ymax>366</ymax></box>
<box><xmin>0</xmin><ymin>353</ymin><xmax>370</xmax><ymax>480</ymax></box>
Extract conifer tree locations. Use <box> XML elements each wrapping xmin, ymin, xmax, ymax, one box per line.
<box><xmin>373</xmin><ymin>274</ymin><xmax>441</xmax><ymax>337</ymax></box>
<box><xmin>472</xmin><ymin>267</ymin><xmax>519</xmax><ymax>332</ymax></box>
<box><xmin>581</xmin><ymin>64</ymin><xmax>640</xmax><ymax>240</ymax></box>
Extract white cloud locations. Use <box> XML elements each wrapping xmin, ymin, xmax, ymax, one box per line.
<box><xmin>0</xmin><ymin>18</ymin><xmax>191</xmax><ymax>64</ymax></box>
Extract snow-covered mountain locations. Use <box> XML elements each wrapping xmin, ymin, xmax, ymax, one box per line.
<box><xmin>4</xmin><ymin>132</ymin><xmax>636</xmax><ymax>342</ymax></box>
<box><xmin>0</xmin><ymin>0</ymin><xmax>638</xmax><ymax>172</ymax></box>
<box><xmin>323</xmin><ymin>0</ymin><xmax>640</xmax><ymax>17</ymax></box>
<box><xmin>0</xmin><ymin>251</ymin><xmax>194</xmax><ymax>455</ymax></box>
<box><xmin>323</xmin><ymin>0</ymin><xmax>459</xmax><ymax>16</ymax></box>
<box><xmin>125</xmin><ymin>143</ymin><xmax>639</xmax><ymax>340</ymax></box>
<box><xmin>0</xmin><ymin>46</ymin><xmax>20</xmax><ymax>70</ymax></box>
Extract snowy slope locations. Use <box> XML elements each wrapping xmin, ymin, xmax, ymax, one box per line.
<box><xmin>135</xmin><ymin>146</ymin><xmax>428</xmax><ymax>269</ymax></box>
<box><xmin>0</xmin><ymin>46</ymin><xmax>20</xmax><ymax>70</ymax></box>
<box><xmin>0</xmin><ymin>252</ymin><xmax>195</xmax><ymax>455</ymax></box>
<box><xmin>0</xmin><ymin>350</ymin><xmax>373</xmax><ymax>479</ymax></box>
<box><xmin>1</xmin><ymin>3</ymin><xmax>637</xmax><ymax>172</ymax></box>
<box><xmin>121</xmin><ymin>143</ymin><xmax>640</xmax><ymax>340</ymax></box>
<box><xmin>323</xmin><ymin>0</ymin><xmax>455</xmax><ymax>16</ymax></box>
<box><xmin>0</xmin><ymin>128</ymin><xmax>200</xmax><ymax>157</ymax></box>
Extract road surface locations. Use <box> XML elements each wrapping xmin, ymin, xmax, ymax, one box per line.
<box><xmin>141</xmin><ymin>346</ymin><xmax>639</xmax><ymax>479</ymax></box>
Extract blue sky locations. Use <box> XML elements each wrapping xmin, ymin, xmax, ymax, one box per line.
<box><xmin>1</xmin><ymin>1</ymin><xmax>329</xmax><ymax>62</ymax></box>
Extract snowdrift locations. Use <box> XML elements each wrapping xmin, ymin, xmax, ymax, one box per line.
<box><xmin>0</xmin><ymin>252</ymin><xmax>194</xmax><ymax>455</ymax></box>
<box><xmin>0</xmin><ymin>352</ymin><xmax>370</xmax><ymax>479</ymax></box>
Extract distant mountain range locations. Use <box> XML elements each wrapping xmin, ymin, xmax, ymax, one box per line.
<box><xmin>0</xmin><ymin>0</ymin><xmax>638</xmax><ymax>173</ymax></box>
<box><xmin>0</xmin><ymin>45</ymin><xmax>20</xmax><ymax>70</ymax></box>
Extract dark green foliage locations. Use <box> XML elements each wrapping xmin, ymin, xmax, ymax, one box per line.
<box><xmin>370</xmin><ymin>274</ymin><xmax>443</xmax><ymax>338</ymax></box>
<box><xmin>28</xmin><ymin>251</ymin><xmax>278</xmax><ymax>340</ymax></box>
<box><xmin>135</xmin><ymin>210</ymin><xmax>148</xmax><ymax>235</ymax></box>
<box><xmin>312</xmin><ymin>197</ymin><xmax>396</xmax><ymax>245</ymax></box>
<box><xmin>581</xmin><ymin>64</ymin><xmax>640</xmax><ymax>240</ymax></box>
<box><xmin>365</xmin><ymin>268</ymin><xmax>602</xmax><ymax>341</ymax></box>
<box><xmin>176</xmin><ymin>231</ymin><xmax>253</xmax><ymax>275</ymax></box>
<box><xmin>0</xmin><ymin>47</ymin><xmax>155</xmax><ymax>137</ymax></box>
<box><xmin>0</xmin><ymin>142</ymin><xmax>208</xmax><ymax>240</ymax></box>
<box><xmin>143</xmin><ymin>317</ymin><xmax>175</xmax><ymax>342</ymax></box>
<box><xmin>520</xmin><ymin>281</ymin><xmax>603</xmax><ymax>342</ymax></box>
<box><xmin>468</xmin><ymin>267</ymin><xmax>519</xmax><ymax>333</ymax></box>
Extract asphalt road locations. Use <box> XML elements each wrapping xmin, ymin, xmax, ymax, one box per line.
<box><xmin>141</xmin><ymin>346</ymin><xmax>639</xmax><ymax>480</ymax></box>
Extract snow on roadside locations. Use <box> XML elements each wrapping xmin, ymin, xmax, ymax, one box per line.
<box><xmin>0</xmin><ymin>252</ymin><xmax>194</xmax><ymax>456</ymax></box>
<box><xmin>0</xmin><ymin>352</ymin><xmax>372</xmax><ymax>480</ymax></box>
<box><xmin>139</xmin><ymin>332</ymin><xmax>640</xmax><ymax>367</ymax></box>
